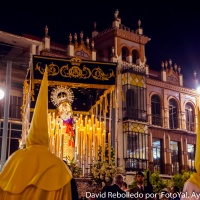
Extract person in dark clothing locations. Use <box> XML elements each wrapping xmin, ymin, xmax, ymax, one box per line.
<box><xmin>129</xmin><ymin>171</ymin><xmax>154</xmax><ymax>200</ymax></box>
<box><xmin>98</xmin><ymin>174</ymin><xmax>128</xmax><ymax>200</ymax></box>
<box><xmin>169</xmin><ymin>186</ymin><xmax>180</xmax><ymax>200</ymax></box>
<box><xmin>63</xmin><ymin>160</ymin><xmax>79</xmax><ymax>200</ymax></box>
<box><xmin>71</xmin><ymin>178</ymin><xmax>79</xmax><ymax>200</ymax></box>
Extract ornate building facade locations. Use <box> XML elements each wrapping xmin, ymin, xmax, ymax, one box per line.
<box><xmin>0</xmin><ymin>10</ymin><xmax>198</xmax><ymax>182</ymax></box>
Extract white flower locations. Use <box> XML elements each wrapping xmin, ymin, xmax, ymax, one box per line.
<box><xmin>90</xmin><ymin>145</ymin><xmax>124</xmax><ymax>185</ymax></box>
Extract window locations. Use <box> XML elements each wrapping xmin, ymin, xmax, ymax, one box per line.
<box><xmin>0</xmin><ymin>95</ymin><xmax>22</xmax><ymax>120</ymax></box>
<box><xmin>132</xmin><ymin>50</ymin><xmax>139</xmax><ymax>64</ymax></box>
<box><xmin>185</xmin><ymin>103</ymin><xmax>195</xmax><ymax>132</ymax></box>
<box><xmin>169</xmin><ymin>99</ymin><xmax>178</xmax><ymax>129</ymax></box>
<box><xmin>10</xmin><ymin>96</ymin><xmax>22</xmax><ymax>119</ymax></box>
<box><xmin>125</xmin><ymin>131</ymin><xmax>148</xmax><ymax>171</ymax></box>
<box><xmin>152</xmin><ymin>138</ymin><xmax>164</xmax><ymax>173</ymax></box>
<box><xmin>126</xmin><ymin>89</ymin><xmax>134</xmax><ymax>108</ymax></box>
<box><xmin>170</xmin><ymin>141</ymin><xmax>180</xmax><ymax>174</ymax></box>
<box><xmin>122</xmin><ymin>47</ymin><xmax>128</xmax><ymax>61</ymax></box>
<box><xmin>187</xmin><ymin>144</ymin><xmax>195</xmax><ymax>171</ymax></box>
<box><xmin>151</xmin><ymin>95</ymin><xmax>162</xmax><ymax>126</ymax></box>
<box><xmin>0</xmin><ymin>121</ymin><xmax>22</xmax><ymax>159</ymax></box>
<box><xmin>123</xmin><ymin>85</ymin><xmax>147</xmax><ymax>121</ymax></box>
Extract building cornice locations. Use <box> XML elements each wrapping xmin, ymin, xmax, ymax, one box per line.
<box><xmin>116</xmin><ymin>29</ymin><xmax>150</xmax><ymax>44</ymax></box>
<box><xmin>93</xmin><ymin>27</ymin><xmax>150</xmax><ymax>45</ymax></box>
<box><xmin>146</xmin><ymin>78</ymin><xmax>198</xmax><ymax>96</ymax></box>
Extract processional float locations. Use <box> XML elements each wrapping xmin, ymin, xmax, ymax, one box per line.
<box><xmin>21</xmin><ymin>55</ymin><xmax>117</xmax><ymax>177</ymax></box>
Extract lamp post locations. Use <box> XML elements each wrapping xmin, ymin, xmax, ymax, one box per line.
<box><xmin>197</xmin><ymin>86</ymin><xmax>200</xmax><ymax>95</ymax></box>
<box><xmin>0</xmin><ymin>61</ymin><xmax>12</xmax><ymax>171</ymax></box>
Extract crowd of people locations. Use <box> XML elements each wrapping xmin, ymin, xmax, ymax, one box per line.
<box><xmin>96</xmin><ymin>171</ymin><xmax>183</xmax><ymax>200</ymax></box>
<box><xmin>86</xmin><ymin>171</ymin><xmax>170</xmax><ymax>200</ymax></box>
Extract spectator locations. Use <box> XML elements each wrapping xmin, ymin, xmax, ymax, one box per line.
<box><xmin>129</xmin><ymin>171</ymin><xmax>154</xmax><ymax>200</ymax></box>
<box><xmin>169</xmin><ymin>186</ymin><xmax>180</xmax><ymax>200</ymax></box>
<box><xmin>98</xmin><ymin>174</ymin><xmax>128</xmax><ymax>200</ymax></box>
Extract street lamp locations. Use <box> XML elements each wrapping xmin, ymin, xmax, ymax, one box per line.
<box><xmin>197</xmin><ymin>86</ymin><xmax>200</xmax><ymax>94</ymax></box>
<box><xmin>0</xmin><ymin>88</ymin><xmax>5</xmax><ymax>100</ymax></box>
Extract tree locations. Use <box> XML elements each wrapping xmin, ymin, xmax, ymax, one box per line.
<box><xmin>172</xmin><ymin>170</ymin><xmax>194</xmax><ymax>191</ymax></box>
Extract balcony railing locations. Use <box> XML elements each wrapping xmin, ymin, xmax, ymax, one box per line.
<box><xmin>186</xmin><ymin>122</ymin><xmax>195</xmax><ymax>132</ymax></box>
<box><xmin>124</xmin><ymin>158</ymin><xmax>148</xmax><ymax>171</ymax></box>
<box><xmin>151</xmin><ymin>114</ymin><xmax>163</xmax><ymax>126</ymax></box>
<box><xmin>123</xmin><ymin>108</ymin><xmax>147</xmax><ymax>122</ymax></box>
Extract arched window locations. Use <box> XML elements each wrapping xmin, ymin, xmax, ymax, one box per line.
<box><xmin>132</xmin><ymin>49</ymin><xmax>139</xmax><ymax>64</ymax></box>
<box><xmin>122</xmin><ymin>47</ymin><xmax>128</xmax><ymax>61</ymax></box>
<box><xmin>151</xmin><ymin>95</ymin><xmax>162</xmax><ymax>126</ymax></box>
<box><xmin>185</xmin><ymin>103</ymin><xmax>195</xmax><ymax>131</ymax></box>
<box><xmin>169</xmin><ymin>99</ymin><xmax>178</xmax><ymax>129</ymax></box>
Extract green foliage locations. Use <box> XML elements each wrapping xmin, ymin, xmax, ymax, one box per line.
<box><xmin>130</xmin><ymin>170</ymin><xmax>194</xmax><ymax>193</ymax></box>
<box><xmin>172</xmin><ymin>170</ymin><xmax>194</xmax><ymax>191</ymax></box>
<box><xmin>150</xmin><ymin>171</ymin><xmax>170</xmax><ymax>193</ymax></box>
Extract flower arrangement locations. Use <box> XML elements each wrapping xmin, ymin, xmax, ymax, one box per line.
<box><xmin>90</xmin><ymin>144</ymin><xmax>124</xmax><ymax>187</ymax></box>
<box><xmin>65</xmin><ymin>156</ymin><xmax>82</xmax><ymax>178</ymax></box>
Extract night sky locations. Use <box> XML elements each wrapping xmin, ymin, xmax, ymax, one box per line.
<box><xmin>0</xmin><ymin>1</ymin><xmax>200</xmax><ymax>87</ymax></box>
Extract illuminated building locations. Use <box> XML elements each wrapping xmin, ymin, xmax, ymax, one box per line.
<box><xmin>0</xmin><ymin>10</ymin><xmax>198</xmax><ymax>180</ymax></box>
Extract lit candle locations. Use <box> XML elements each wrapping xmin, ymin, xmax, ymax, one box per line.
<box><xmin>86</xmin><ymin>132</ymin><xmax>89</xmax><ymax>165</ymax></box>
<box><xmin>55</xmin><ymin>123</ymin><xmax>59</xmax><ymax>134</ymax></box>
<box><xmin>79</xmin><ymin>129</ymin><xmax>82</xmax><ymax>161</ymax></box>
<box><xmin>48</xmin><ymin>113</ymin><xmax>51</xmax><ymax>133</ymax></box>
<box><xmin>101</xmin><ymin>132</ymin><xmax>105</xmax><ymax>161</ymax></box>
<box><xmin>80</xmin><ymin>114</ymin><xmax>82</xmax><ymax>122</ymax></box>
<box><xmin>49</xmin><ymin>128</ymin><xmax>54</xmax><ymax>152</ymax></box>
<box><xmin>85</xmin><ymin>115</ymin><xmax>88</xmax><ymax>127</ymax></box>
<box><xmin>96</xmin><ymin>119</ymin><xmax>99</xmax><ymax>129</ymax></box>
<box><xmin>55</xmin><ymin>133</ymin><xmax>57</xmax><ymax>155</ymax></box>
<box><xmin>83</xmin><ymin>127</ymin><xmax>86</xmax><ymax>155</ymax></box>
<box><xmin>91</xmin><ymin>115</ymin><xmax>94</xmax><ymax>126</ymax></box>
<box><xmin>89</xmin><ymin>127</ymin><xmax>92</xmax><ymax>163</ymax></box>
<box><xmin>61</xmin><ymin>134</ymin><xmax>64</xmax><ymax>158</ymax></box>
<box><xmin>92</xmin><ymin>124</ymin><xmax>96</xmax><ymax>148</ymax></box>
<box><xmin>103</xmin><ymin>131</ymin><xmax>106</xmax><ymax>161</ymax></box>
<box><xmin>95</xmin><ymin>134</ymin><xmax>98</xmax><ymax>160</ymax></box>
<box><xmin>51</xmin><ymin>122</ymin><xmax>53</xmax><ymax>130</ymax></box>
<box><xmin>75</xmin><ymin>126</ymin><xmax>79</xmax><ymax>157</ymax></box>
<box><xmin>108</xmin><ymin>132</ymin><xmax>111</xmax><ymax>163</ymax></box>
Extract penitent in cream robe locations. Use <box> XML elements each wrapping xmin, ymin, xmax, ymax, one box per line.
<box><xmin>0</xmin><ymin>145</ymin><xmax>72</xmax><ymax>200</ymax></box>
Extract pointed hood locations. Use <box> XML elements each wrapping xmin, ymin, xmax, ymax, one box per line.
<box><xmin>26</xmin><ymin>67</ymin><xmax>49</xmax><ymax>148</ymax></box>
<box><xmin>195</xmin><ymin>108</ymin><xmax>200</xmax><ymax>170</ymax></box>
<box><xmin>188</xmin><ymin>108</ymin><xmax>200</xmax><ymax>189</ymax></box>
